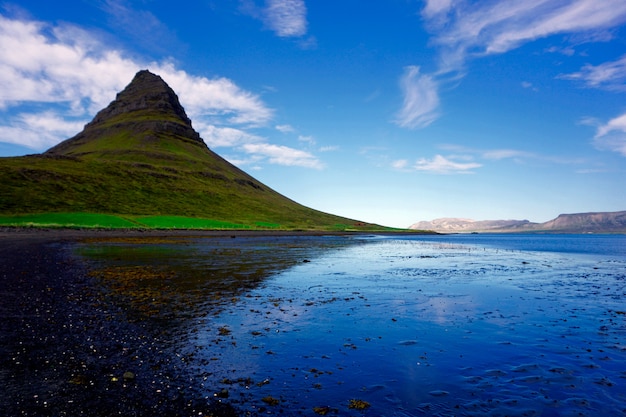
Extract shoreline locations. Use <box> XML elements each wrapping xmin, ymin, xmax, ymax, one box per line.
<box><xmin>0</xmin><ymin>226</ymin><xmax>425</xmax><ymax>246</ymax></box>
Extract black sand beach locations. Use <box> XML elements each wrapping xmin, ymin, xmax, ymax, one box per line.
<box><xmin>0</xmin><ymin>229</ymin><xmax>248</xmax><ymax>417</ymax></box>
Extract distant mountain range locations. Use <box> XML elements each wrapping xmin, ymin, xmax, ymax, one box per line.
<box><xmin>409</xmin><ymin>211</ymin><xmax>626</xmax><ymax>233</ymax></box>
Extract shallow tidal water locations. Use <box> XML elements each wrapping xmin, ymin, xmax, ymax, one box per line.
<box><xmin>80</xmin><ymin>234</ymin><xmax>626</xmax><ymax>416</ymax></box>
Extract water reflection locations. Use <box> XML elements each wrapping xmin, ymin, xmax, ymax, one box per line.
<box><xmin>80</xmin><ymin>235</ymin><xmax>357</xmax><ymax>320</ymax></box>
<box><xmin>79</xmin><ymin>235</ymin><xmax>626</xmax><ymax>416</ymax></box>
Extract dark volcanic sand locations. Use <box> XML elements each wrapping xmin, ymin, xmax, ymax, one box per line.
<box><xmin>0</xmin><ymin>229</ymin><xmax>246</xmax><ymax>417</ymax></box>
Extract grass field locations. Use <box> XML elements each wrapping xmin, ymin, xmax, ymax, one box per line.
<box><xmin>0</xmin><ymin>213</ymin><xmax>249</xmax><ymax>229</ymax></box>
<box><xmin>0</xmin><ymin>212</ymin><xmax>399</xmax><ymax>231</ymax></box>
<box><xmin>0</xmin><ymin>213</ymin><xmax>140</xmax><ymax>229</ymax></box>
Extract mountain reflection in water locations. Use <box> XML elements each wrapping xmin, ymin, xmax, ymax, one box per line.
<box><xmin>80</xmin><ymin>234</ymin><xmax>626</xmax><ymax>416</ymax></box>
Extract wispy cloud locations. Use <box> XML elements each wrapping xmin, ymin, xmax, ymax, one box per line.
<box><xmin>391</xmin><ymin>159</ymin><xmax>409</xmax><ymax>170</ymax></box>
<box><xmin>398</xmin><ymin>0</ymin><xmax>626</xmax><ymax>131</ymax></box>
<box><xmin>276</xmin><ymin>124</ymin><xmax>295</xmax><ymax>133</ymax></box>
<box><xmin>414</xmin><ymin>155</ymin><xmax>481</xmax><ymax>174</ymax></box>
<box><xmin>198</xmin><ymin>125</ymin><xmax>264</xmax><ymax>148</ymax></box>
<box><xmin>422</xmin><ymin>0</ymin><xmax>453</xmax><ymax>20</ymax></box>
<box><xmin>264</xmin><ymin>0</ymin><xmax>307</xmax><ymax>37</ymax></box>
<box><xmin>393</xmin><ymin>144</ymin><xmax>589</xmax><ymax>175</ymax></box>
<box><xmin>241</xmin><ymin>143</ymin><xmax>323</xmax><ymax>169</ymax></box>
<box><xmin>422</xmin><ymin>0</ymin><xmax>626</xmax><ymax>73</ymax></box>
<box><xmin>298</xmin><ymin>135</ymin><xmax>315</xmax><ymax>145</ymax></box>
<box><xmin>594</xmin><ymin>112</ymin><xmax>626</xmax><ymax>156</ymax></box>
<box><xmin>443</xmin><ymin>143</ymin><xmax>585</xmax><ymax>165</ymax></box>
<box><xmin>393</xmin><ymin>154</ymin><xmax>481</xmax><ymax>174</ymax></box>
<box><xmin>482</xmin><ymin>149</ymin><xmax>535</xmax><ymax>160</ymax></box>
<box><xmin>560</xmin><ymin>54</ymin><xmax>626</xmax><ymax>91</ymax></box>
<box><xmin>241</xmin><ymin>0</ymin><xmax>308</xmax><ymax>38</ymax></box>
<box><xmin>394</xmin><ymin>66</ymin><xmax>440</xmax><ymax>129</ymax></box>
<box><xmin>0</xmin><ymin>15</ymin><xmax>273</xmax><ymax>149</ymax></box>
<box><xmin>544</xmin><ymin>45</ymin><xmax>575</xmax><ymax>56</ymax></box>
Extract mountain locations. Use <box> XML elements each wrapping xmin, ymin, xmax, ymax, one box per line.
<box><xmin>0</xmin><ymin>70</ymin><xmax>383</xmax><ymax>230</ymax></box>
<box><xmin>409</xmin><ymin>218</ymin><xmax>533</xmax><ymax>232</ymax></box>
<box><xmin>409</xmin><ymin>211</ymin><xmax>626</xmax><ymax>233</ymax></box>
<box><xmin>537</xmin><ymin>211</ymin><xmax>626</xmax><ymax>233</ymax></box>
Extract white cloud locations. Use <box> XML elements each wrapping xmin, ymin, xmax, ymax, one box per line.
<box><xmin>0</xmin><ymin>111</ymin><xmax>86</xmax><ymax>149</ymax></box>
<box><xmin>276</xmin><ymin>124</ymin><xmax>295</xmax><ymax>133</ymax></box>
<box><xmin>422</xmin><ymin>0</ymin><xmax>453</xmax><ymax>19</ymax></box>
<box><xmin>0</xmin><ymin>15</ymin><xmax>273</xmax><ymax>150</ymax></box>
<box><xmin>391</xmin><ymin>159</ymin><xmax>409</xmax><ymax>170</ymax></box>
<box><xmin>241</xmin><ymin>143</ymin><xmax>323</xmax><ymax>169</ymax></box>
<box><xmin>408</xmin><ymin>0</ymin><xmax>626</xmax><ymax>135</ymax></box>
<box><xmin>414</xmin><ymin>155</ymin><xmax>481</xmax><ymax>174</ymax></box>
<box><xmin>395</xmin><ymin>66</ymin><xmax>440</xmax><ymax>129</ymax></box>
<box><xmin>560</xmin><ymin>54</ymin><xmax>626</xmax><ymax>91</ymax></box>
<box><xmin>319</xmin><ymin>145</ymin><xmax>339</xmax><ymax>152</ymax></box>
<box><xmin>0</xmin><ymin>15</ymin><xmax>136</xmax><ymax>113</ymax></box>
<box><xmin>264</xmin><ymin>0</ymin><xmax>308</xmax><ymax>37</ymax></box>
<box><xmin>298</xmin><ymin>135</ymin><xmax>315</xmax><ymax>144</ymax></box>
<box><xmin>482</xmin><ymin>149</ymin><xmax>534</xmax><ymax>160</ymax></box>
<box><xmin>198</xmin><ymin>125</ymin><xmax>264</xmax><ymax>148</ymax></box>
<box><xmin>594</xmin><ymin>112</ymin><xmax>626</xmax><ymax>156</ymax></box>
<box><xmin>544</xmin><ymin>45</ymin><xmax>575</xmax><ymax>56</ymax></box>
<box><xmin>394</xmin><ymin>145</ymin><xmax>585</xmax><ymax>175</ymax></box>
<box><xmin>596</xmin><ymin>113</ymin><xmax>626</xmax><ymax>137</ymax></box>
<box><xmin>422</xmin><ymin>0</ymin><xmax>626</xmax><ymax>73</ymax></box>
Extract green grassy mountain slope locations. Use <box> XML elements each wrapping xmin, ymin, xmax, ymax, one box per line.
<box><xmin>0</xmin><ymin>70</ymin><xmax>387</xmax><ymax>230</ymax></box>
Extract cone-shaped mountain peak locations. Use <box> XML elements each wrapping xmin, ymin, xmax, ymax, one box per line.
<box><xmin>90</xmin><ymin>70</ymin><xmax>195</xmax><ymax>130</ymax></box>
<box><xmin>47</xmin><ymin>70</ymin><xmax>202</xmax><ymax>157</ymax></box>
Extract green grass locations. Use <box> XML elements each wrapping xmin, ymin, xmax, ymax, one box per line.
<box><xmin>0</xmin><ymin>213</ymin><xmax>250</xmax><ymax>229</ymax></box>
<box><xmin>0</xmin><ymin>213</ymin><xmax>139</xmax><ymax>228</ymax></box>
<box><xmin>0</xmin><ymin>212</ymin><xmax>409</xmax><ymax>231</ymax></box>
<box><xmin>134</xmin><ymin>215</ymin><xmax>250</xmax><ymax>229</ymax></box>
<box><xmin>0</xmin><ymin>212</ymin><xmax>391</xmax><ymax>231</ymax></box>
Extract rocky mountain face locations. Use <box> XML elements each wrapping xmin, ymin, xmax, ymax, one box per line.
<box><xmin>46</xmin><ymin>70</ymin><xmax>202</xmax><ymax>157</ymax></box>
<box><xmin>410</xmin><ymin>211</ymin><xmax>626</xmax><ymax>233</ymax></box>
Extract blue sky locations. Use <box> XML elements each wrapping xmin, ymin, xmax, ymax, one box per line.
<box><xmin>1</xmin><ymin>0</ymin><xmax>626</xmax><ymax>228</ymax></box>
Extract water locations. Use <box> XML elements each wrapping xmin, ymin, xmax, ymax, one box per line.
<box><xmin>81</xmin><ymin>234</ymin><xmax>626</xmax><ymax>416</ymax></box>
<box><xmin>391</xmin><ymin>233</ymin><xmax>626</xmax><ymax>257</ymax></box>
